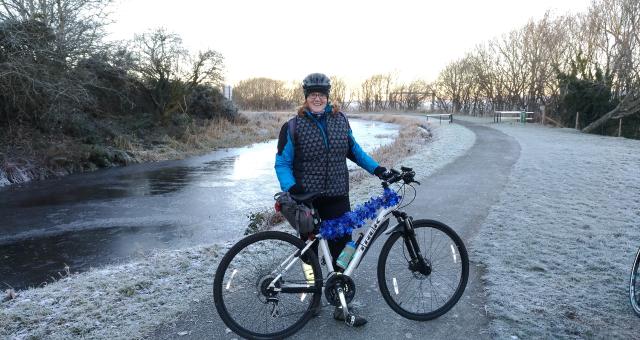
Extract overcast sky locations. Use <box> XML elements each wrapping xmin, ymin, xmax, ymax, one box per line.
<box><xmin>107</xmin><ymin>0</ymin><xmax>592</xmax><ymax>86</ymax></box>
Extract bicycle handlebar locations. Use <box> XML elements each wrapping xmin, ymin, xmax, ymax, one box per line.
<box><xmin>383</xmin><ymin>166</ymin><xmax>420</xmax><ymax>186</ymax></box>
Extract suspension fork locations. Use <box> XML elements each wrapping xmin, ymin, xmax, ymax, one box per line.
<box><xmin>399</xmin><ymin>215</ymin><xmax>431</xmax><ymax>275</ymax></box>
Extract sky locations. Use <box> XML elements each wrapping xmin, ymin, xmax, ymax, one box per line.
<box><xmin>107</xmin><ymin>0</ymin><xmax>593</xmax><ymax>87</ymax></box>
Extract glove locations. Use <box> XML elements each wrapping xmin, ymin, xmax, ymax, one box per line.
<box><xmin>374</xmin><ymin>166</ymin><xmax>394</xmax><ymax>181</ymax></box>
<box><xmin>287</xmin><ymin>183</ymin><xmax>304</xmax><ymax>194</ymax></box>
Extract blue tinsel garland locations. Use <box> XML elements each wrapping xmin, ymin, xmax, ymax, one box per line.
<box><xmin>319</xmin><ymin>188</ymin><xmax>401</xmax><ymax>240</ymax></box>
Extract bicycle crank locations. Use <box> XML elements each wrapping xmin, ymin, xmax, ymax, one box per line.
<box><xmin>324</xmin><ymin>274</ymin><xmax>356</xmax><ymax>306</ymax></box>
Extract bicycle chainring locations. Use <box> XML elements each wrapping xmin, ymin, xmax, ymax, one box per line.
<box><xmin>324</xmin><ymin>274</ymin><xmax>356</xmax><ymax>306</ymax></box>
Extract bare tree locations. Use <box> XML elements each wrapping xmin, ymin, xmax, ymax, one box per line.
<box><xmin>0</xmin><ymin>0</ymin><xmax>114</xmax><ymax>127</ymax></box>
<box><xmin>0</xmin><ymin>0</ymin><xmax>112</xmax><ymax>62</ymax></box>
<box><xmin>131</xmin><ymin>28</ymin><xmax>225</xmax><ymax>118</ymax></box>
<box><xmin>187</xmin><ymin>50</ymin><xmax>224</xmax><ymax>88</ymax></box>
<box><xmin>576</xmin><ymin>0</ymin><xmax>640</xmax><ymax>132</ymax></box>
<box><xmin>329</xmin><ymin>75</ymin><xmax>347</xmax><ymax>107</ymax></box>
<box><xmin>436</xmin><ymin>59</ymin><xmax>465</xmax><ymax>112</ymax></box>
<box><xmin>390</xmin><ymin>80</ymin><xmax>430</xmax><ymax>111</ymax></box>
<box><xmin>358</xmin><ymin>73</ymin><xmax>394</xmax><ymax>111</ymax></box>
<box><xmin>283</xmin><ymin>80</ymin><xmax>304</xmax><ymax>108</ymax></box>
<box><xmin>132</xmin><ymin>29</ymin><xmax>187</xmax><ymax>116</ymax></box>
<box><xmin>233</xmin><ymin>77</ymin><xmax>293</xmax><ymax>111</ymax></box>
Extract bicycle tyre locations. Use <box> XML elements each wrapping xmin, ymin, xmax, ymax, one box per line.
<box><xmin>377</xmin><ymin>219</ymin><xmax>469</xmax><ymax>320</ymax></box>
<box><xmin>630</xmin><ymin>246</ymin><xmax>640</xmax><ymax>317</ymax></box>
<box><xmin>213</xmin><ymin>231</ymin><xmax>322</xmax><ymax>339</ymax></box>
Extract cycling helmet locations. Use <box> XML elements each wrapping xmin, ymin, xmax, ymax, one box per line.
<box><xmin>302</xmin><ymin>73</ymin><xmax>331</xmax><ymax>98</ymax></box>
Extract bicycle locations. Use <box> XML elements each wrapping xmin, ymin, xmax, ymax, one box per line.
<box><xmin>213</xmin><ymin>167</ymin><xmax>469</xmax><ymax>339</ymax></box>
<box><xmin>630</xmin><ymin>246</ymin><xmax>640</xmax><ymax>316</ymax></box>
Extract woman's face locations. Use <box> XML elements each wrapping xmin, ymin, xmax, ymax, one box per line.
<box><xmin>305</xmin><ymin>92</ymin><xmax>327</xmax><ymax>113</ymax></box>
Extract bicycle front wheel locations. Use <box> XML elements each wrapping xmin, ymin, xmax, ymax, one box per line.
<box><xmin>213</xmin><ymin>231</ymin><xmax>322</xmax><ymax>339</ymax></box>
<box><xmin>630</xmin><ymin>246</ymin><xmax>640</xmax><ymax>317</ymax></box>
<box><xmin>377</xmin><ymin>219</ymin><xmax>469</xmax><ymax>320</ymax></box>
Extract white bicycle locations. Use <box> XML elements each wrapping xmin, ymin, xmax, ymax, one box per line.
<box><xmin>213</xmin><ymin>167</ymin><xmax>469</xmax><ymax>339</ymax></box>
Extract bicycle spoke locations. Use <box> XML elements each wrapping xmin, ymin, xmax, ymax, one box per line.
<box><xmin>215</xmin><ymin>233</ymin><xmax>319</xmax><ymax>337</ymax></box>
<box><xmin>380</xmin><ymin>221</ymin><xmax>467</xmax><ymax>319</ymax></box>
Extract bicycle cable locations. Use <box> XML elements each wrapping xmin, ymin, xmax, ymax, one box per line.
<box><xmin>397</xmin><ymin>183</ymin><xmax>417</xmax><ymax>210</ymax></box>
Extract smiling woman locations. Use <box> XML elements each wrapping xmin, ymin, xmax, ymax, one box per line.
<box><xmin>273</xmin><ymin>72</ymin><xmax>398</xmax><ymax>326</ymax></box>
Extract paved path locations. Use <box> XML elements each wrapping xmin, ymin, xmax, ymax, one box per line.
<box><xmin>151</xmin><ymin>121</ymin><xmax>520</xmax><ymax>339</ymax></box>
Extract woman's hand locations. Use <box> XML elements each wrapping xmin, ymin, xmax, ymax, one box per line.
<box><xmin>374</xmin><ymin>166</ymin><xmax>394</xmax><ymax>180</ymax></box>
<box><xmin>288</xmin><ymin>183</ymin><xmax>305</xmax><ymax>194</ymax></box>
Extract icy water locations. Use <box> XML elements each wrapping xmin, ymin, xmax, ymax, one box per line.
<box><xmin>0</xmin><ymin>119</ymin><xmax>398</xmax><ymax>290</ymax></box>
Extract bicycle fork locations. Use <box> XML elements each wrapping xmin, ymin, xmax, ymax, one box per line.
<box><xmin>401</xmin><ymin>216</ymin><xmax>431</xmax><ymax>276</ymax></box>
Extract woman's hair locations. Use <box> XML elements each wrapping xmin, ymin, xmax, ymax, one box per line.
<box><xmin>296</xmin><ymin>102</ymin><xmax>341</xmax><ymax>116</ymax></box>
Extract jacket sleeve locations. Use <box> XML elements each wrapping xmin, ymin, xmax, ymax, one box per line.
<box><xmin>347</xmin><ymin>129</ymin><xmax>379</xmax><ymax>174</ymax></box>
<box><xmin>274</xmin><ymin>122</ymin><xmax>296</xmax><ymax>191</ymax></box>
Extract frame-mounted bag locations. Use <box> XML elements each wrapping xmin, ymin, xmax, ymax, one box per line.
<box><xmin>274</xmin><ymin>192</ymin><xmax>316</xmax><ymax>235</ymax></box>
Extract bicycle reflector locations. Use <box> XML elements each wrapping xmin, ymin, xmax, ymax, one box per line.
<box><xmin>275</xmin><ymin>201</ymin><xmax>282</xmax><ymax>212</ymax></box>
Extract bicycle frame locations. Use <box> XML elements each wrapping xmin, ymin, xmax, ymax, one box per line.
<box><xmin>337</xmin><ymin>204</ymin><xmax>397</xmax><ymax>276</ymax></box>
<box><xmin>266</xmin><ymin>203</ymin><xmax>399</xmax><ymax>294</ymax></box>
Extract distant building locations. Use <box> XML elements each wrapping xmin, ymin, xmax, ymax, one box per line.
<box><xmin>223</xmin><ymin>85</ymin><xmax>233</xmax><ymax>100</ymax></box>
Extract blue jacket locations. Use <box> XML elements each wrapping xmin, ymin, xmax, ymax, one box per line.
<box><xmin>274</xmin><ymin>110</ymin><xmax>379</xmax><ymax>192</ymax></box>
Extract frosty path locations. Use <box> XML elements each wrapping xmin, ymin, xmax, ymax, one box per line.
<box><xmin>469</xmin><ymin>120</ymin><xmax>640</xmax><ymax>339</ymax></box>
<box><xmin>151</xmin><ymin>121</ymin><xmax>519</xmax><ymax>340</ymax></box>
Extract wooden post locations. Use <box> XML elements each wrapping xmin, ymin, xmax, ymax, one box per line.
<box><xmin>540</xmin><ymin>105</ymin><xmax>546</xmax><ymax>126</ymax></box>
<box><xmin>431</xmin><ymin>92</ymin><xmax>435</xmax><ymax>112</ymax></box>
<box><xmin>618</xmin><ymin>118</ymin><xmax>622</xmax><ymax>137</ymax></box>
<box><xmin>575</xmin><ymin>112</ymin><xmax>580</xmax><ymax>130</ymax></box>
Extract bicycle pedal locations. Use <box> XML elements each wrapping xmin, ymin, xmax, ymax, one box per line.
<box><xmin>344</xmin><ymin>313</ymin><xmax>367</xmax><ymax>327</ymax></box>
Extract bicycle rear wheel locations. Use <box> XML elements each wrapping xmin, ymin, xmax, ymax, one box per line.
<box><xmin>630</xmin><ymin>246</ymin><xmax>640</xmax><ymax>317</ymax></box>
<box><xmin>377</xmin><ymin>219</ymin><xmax>469</xmax><ymax>320</ymax></box>
<box><xmin>213</xmin><ymin>231</ymin><xmax>322</xmax><ymax>339</ymax></box>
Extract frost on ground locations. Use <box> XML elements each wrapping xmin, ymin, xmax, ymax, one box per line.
<box><xmin>0</xmin><ymin>245</ymin><xmax>228</xmax><ymax>339</ymax></box>
<box><xmin>0</xmin><ymin>122</ymin><xmax>476</xmax><ymax>339</ymax></box>
<box><xmin>350</xmin><ymin>122</ymin><xmax>475</xmax><ymax>203</ymax></box>
<box><xmin>468</xmin><ymin>121</ymin><xmax>640</xmax><ymax>339</ymax></box>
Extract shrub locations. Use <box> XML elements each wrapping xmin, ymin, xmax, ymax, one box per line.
<box><xmin>187</xmin><ymin>85</ymin><xmax>238</xmax><ymax>121</ymax></box>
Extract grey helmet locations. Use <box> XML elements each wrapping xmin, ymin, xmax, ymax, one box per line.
<box><xmin>302</xmin><ymin>73</ymin><xmax>331</xmax><ymax>98</ymax></box>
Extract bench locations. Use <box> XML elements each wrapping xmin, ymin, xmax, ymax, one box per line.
<box><xmin>494</xmin><ymin>111</ymin><xmax>534</xmax><ymax>123</ymax></box>
<box><xmin>425</xmin><ymin>114</ymin><xmax>453</xmax><ymax>124</ymax></box>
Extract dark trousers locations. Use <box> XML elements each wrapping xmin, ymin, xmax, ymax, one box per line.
<box><xmin>307</xmin><ymin>195</ymin><xmax>352</xmax><ymax>271</ymax></box>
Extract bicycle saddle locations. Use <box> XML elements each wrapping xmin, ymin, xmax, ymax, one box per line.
<box><xmin>290</xmin><ymin>191</ymin><xmax>322</xmax><ymax>204</ymax></box>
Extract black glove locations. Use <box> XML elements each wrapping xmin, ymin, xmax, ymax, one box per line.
<box><xmin>374</xmin><ymin>166</ymin><xmax>394</xmax><ymax>181</ymax></box>
<box><xmin>288</xmin><ymin>183</ymin><xmax>304</xmax><ymax>194</ymax></box>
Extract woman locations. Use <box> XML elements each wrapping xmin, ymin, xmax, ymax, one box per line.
<box><xmin>274</xmin><ymin>72</ymin><xmax>391</xmax><ymax>327</ymax></box>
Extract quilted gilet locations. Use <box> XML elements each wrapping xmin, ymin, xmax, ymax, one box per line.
<box><xmin>293</xmin><ymin>113</ymin><xmax>350</xmax><ymax>196</ymax></box>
